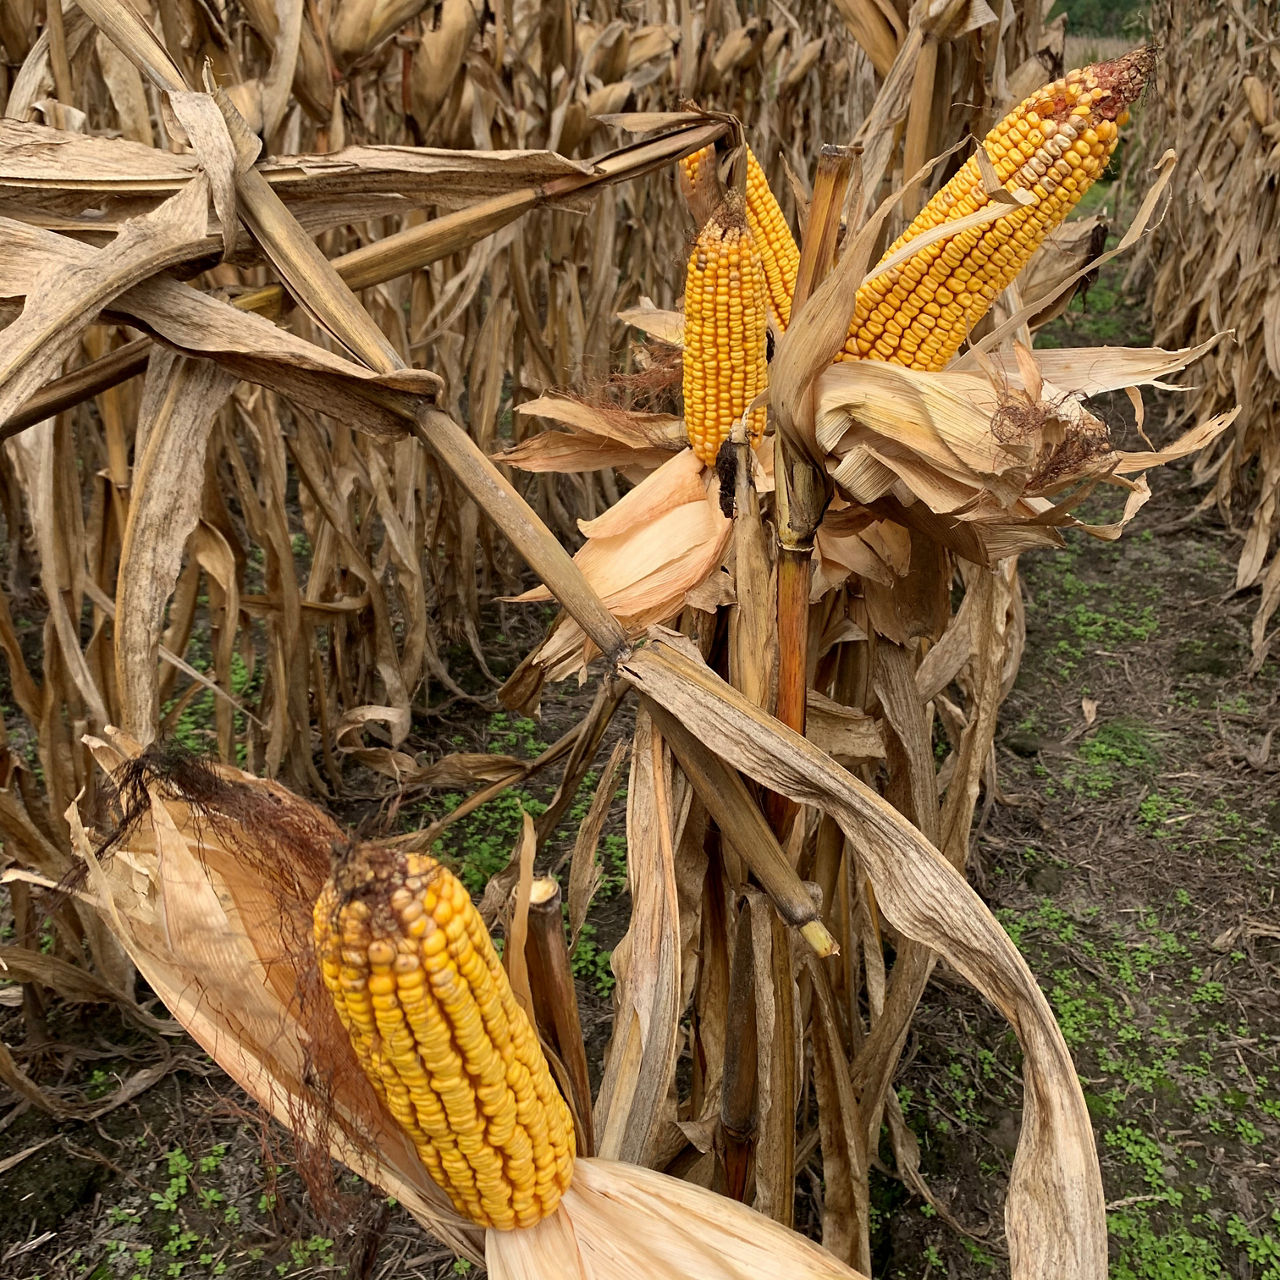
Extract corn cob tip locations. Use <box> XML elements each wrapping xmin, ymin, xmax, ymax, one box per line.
<box><xmin>1032</xmin><ymin>47</ymin><xmax>1154</xmax><ymax>129</ymax></box>
<box><xmin>712</xmin><ymin>188</ymin><xmax>747</xmax><ymax>229</ymax></box>
<box><xmin>1089</xmin><ymin>46</ymin><xmax>1156</xmax><ymax>119</ymax></box>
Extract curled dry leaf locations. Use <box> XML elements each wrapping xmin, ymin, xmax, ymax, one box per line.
<box><xmin>114</xmin><ymin>351</ymin><xmax>237</xmax><ymax>744</ymax></box>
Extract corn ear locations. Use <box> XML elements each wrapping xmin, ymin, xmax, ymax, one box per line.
<box><xmin>315</xmin><ymin>845</ymin><xmax>576</xmax><ymax>1231</ymax></box>
<box><xmin>840</xmin><ymin>50</ymin><xmax>1153</xmax><ymax>369</ymax></box>
<box><xmin>681</xmin><ymin>193</ymin><xmax>770</xmax><ymax>466</ymax></box>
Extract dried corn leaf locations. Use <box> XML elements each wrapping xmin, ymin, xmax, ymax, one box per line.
<box><xmin>115</xmin><ymin>351</ymin><xmax>236</xmax><ymax>741</ymax></box>
<box><xmin>593</xmin><ymin>708</ymin><xmax>686</xmax><ymax>1164</ymax></box>
<box><xmin>0</xmin><ymin>179</ymin><xmax>210</xmax><ymax>423</ymax></box>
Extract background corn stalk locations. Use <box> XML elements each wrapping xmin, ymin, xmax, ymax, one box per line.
<box><xmin>1134</xmin><ymin>0</ymin><xmax>1280</xmax><ymax>671</ymax></box>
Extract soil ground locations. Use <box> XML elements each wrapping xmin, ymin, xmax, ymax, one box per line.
<box><xmin>883</xmin><ymin>472</ymin><xmax>1280</xmax><ymax>1279</ymax></box>
<box><xmin>3</xmin><ymin>261</ymin><xmax>1278</xmax><ymax>1280</ymax></box>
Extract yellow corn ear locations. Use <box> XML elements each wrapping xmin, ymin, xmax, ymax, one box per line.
<box><xmin>680</xmin><ymin>144</ymin><xmax>800</xmax><ymax>330</ymax></box>
<box><xmin>677</xmin><ymin>143</ymin><xmax>718</xmax><ymax>213</ymax></box>
<box><xmin>682</xmin><ymin>193</ymin><xmax>770</xmax><ymax>466</ymax></box>
<box><xmin>841</xmin><ymin>49</ymin><xmax>1152</xmax><ymax>369</ymax></box>
<box><xmin>744</xmin><ymin>149</ymin><xmax>800</xmax><ymax>328</ymax></box>
<box><xmin>314</xmin><ymin>845</ymin><xmax>575</xmax><ymax>1231</ymax></box>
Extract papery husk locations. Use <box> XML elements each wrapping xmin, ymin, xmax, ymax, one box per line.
<box><xmin>618</xmin><ymin>300</ymin><xmax>686</xmax><ymax>347</ymax></box>
<box><xmin>71</xmin><ymin>729</ymin><xmax>482</xmax><ymax>1264</ymax></box>
<box><xmin>409</xmin><ymin>0</ymin><xmax>478</xmax><ymax>119</ymax></box>
<box><xmin>812</xmin><ymin>511</ymin><xmax>910</xmax><ymax>595</ymax></box>
<box><xmin>988</xmin><ymin>215</ymin><xmax>1109</xmax><ymax>334</ymax></box>
<box><xmin>812</xmin><ymin>353</ymin><xmax>1236</xmax><ymax>564</ymax></box>
<box><xmin>511</xmin><ymin>452</ymin><xmax>732</xmax><ymax>679</ymax></box>
<box><xmin>980</xmin><ymin>336</ymin><xmax>1227</xmax><ymax>398</ymax></box>
<box><xmin>487</xmin><ymin>1158</ymin><xmax>869</xmax><ymax>1279</ymax></box>
<box><xmin>497</xmin><ymin>395</ymin><xmax>685</xmax><ymax>474</ymax></box>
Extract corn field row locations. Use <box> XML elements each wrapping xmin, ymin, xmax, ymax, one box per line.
<box><xmin>0</xmin><ymin>1</ymin><xmax>1267</xmax><ymax>1278</ymax></box>
<box><xmin>1135</xmin><ymin>0</ymin><xmax>1280</xmax><ymax>673</ymax></box>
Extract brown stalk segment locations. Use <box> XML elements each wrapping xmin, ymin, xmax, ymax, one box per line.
<box><xmin>524</xmin><ymin>876</ymin><xmax>594</xmax><ymax>1156</ymax></box>
<box><xmin>769</xmin><ymin>145</ymin><xmax>853</xmax><ymax>837</ymax></box>
<box><xmin>646</xmin><ymin>699</ymin><xmax>837</xmax><ymax>958</ymax></box>
<box><xmin>772</xmin><ymin>557</ymin><xmax>813</xmax><ymax>734</ymax></box>
<box><xmin>720</xmin><ymin>904</ymin><xmax>759</xmax><ymax>1201</ymax></box>
<box><xmin>792</xmin><ymin>145</ymin><xmax>860</xmax><ymax>315</ymax></box>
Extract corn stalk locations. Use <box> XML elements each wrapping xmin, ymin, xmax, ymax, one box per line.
<box><xmin>1134</xmin><ymin>0</ymin><xmax>1280</xmax><ymax>673</ymax></box>
<box><xmin>0</xmin><ymin>5</ymin><xmax>1232</xmax><ymax>1280</ymax></box>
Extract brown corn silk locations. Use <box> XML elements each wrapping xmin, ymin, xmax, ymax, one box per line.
<box><xmin>315</xmin><ymin>845</ymin><xmax>575</xmax><ymax>1230</ymax></box>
